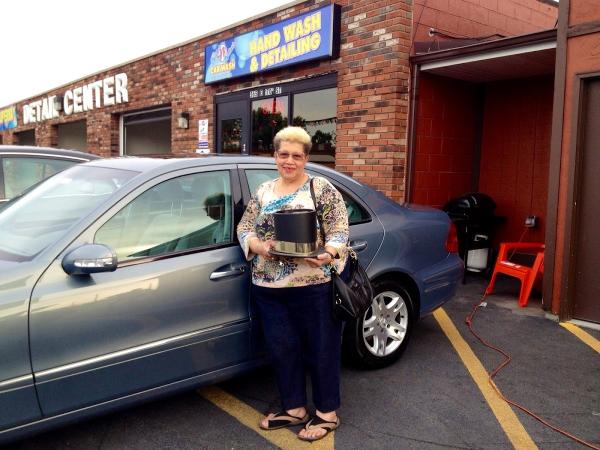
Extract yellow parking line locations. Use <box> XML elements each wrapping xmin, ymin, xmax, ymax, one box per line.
<box><xmin>433</xmin><ymin>308</ymin><xmax>538</xmax><ymax>450</ymax></box>
<box><xmin>198</xmin><ymin>385</ymin><xmax>334</xmax><ymax>450</ymax></box>
<box><xmin>560</xmin><ymin>322</ymin><xmax>600</xmax><ymax>354</ymax></box>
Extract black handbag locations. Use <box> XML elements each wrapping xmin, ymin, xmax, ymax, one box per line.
<box><xmin>309</xmin><ymin>178</ymin><xmax>374</xmax><ymax>321</ymax></box>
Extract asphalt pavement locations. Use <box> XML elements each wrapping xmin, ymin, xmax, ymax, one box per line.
<box><xmin>7</xmin><ymin>277</ymin><xmax>600</xmax><ymax>450</ymax></box>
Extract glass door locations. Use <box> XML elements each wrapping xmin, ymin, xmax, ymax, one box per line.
<box><xmin>216</xmin><ymin>100</ymin><xmax>249</xmax><ymax>154</ymax></box>
<box><xmin>251</xmin><ymin>96</ymin><xmax>288</xmax><ymax>157</ymax></box>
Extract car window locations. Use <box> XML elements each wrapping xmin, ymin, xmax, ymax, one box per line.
<box><xmin>95</xmin><ymin>170</ymin><xmax>232</xmax><ymax>262</ymax></box>
<box><xmin>244</xmin><ymin>168</ymin><xmax>370</xmax><ymax>224</ymax></box>
<box><xmin>246</xmin><ymin>169</ymin><xmax>278</xmax><ymax>194</ymax></box>
<box><xmin>0</xmin><ymin>166</ymin><xmax>136</xmax><ymax>262</ymax></box>
<box><xmin>2</xmin><ymin>157</ymin><xmax>77</xmax><ymax>199</ymax></box>
<box><xmin>342</xmin><ymin>192</ymin><xmax>370</xmax><ymax>223</ymax></box>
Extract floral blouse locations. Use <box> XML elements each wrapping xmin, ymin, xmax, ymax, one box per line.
<box><xmin>237</xmin><ymin>176</ymin><xmax>349</xmax><ymax>288</ymax></box>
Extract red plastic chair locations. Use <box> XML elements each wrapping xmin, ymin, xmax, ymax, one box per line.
<box><xmin>485</xmin><ymin>242</ymin><xmax>545</xmax><ymax>307</ymax></box>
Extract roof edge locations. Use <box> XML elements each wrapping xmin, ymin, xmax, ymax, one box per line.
<box><xmin>410</xmin><ymin>28</ymin><xmax>557</xmax><ymax>65</ymax></box>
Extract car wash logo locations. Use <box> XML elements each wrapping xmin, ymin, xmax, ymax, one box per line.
<box><xmin>208</xmin><ymin>42</ymin><xmax>236</xmax><ymax>76</ymax></box>
<box><xmin>204</xmin><ymin>5</ymin><xmax>338</xmax><ymax>84</ymax></box>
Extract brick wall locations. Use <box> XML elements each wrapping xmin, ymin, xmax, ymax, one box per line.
<box><xmin>412</xmin><ymin>73</ymin><xmax>479</xmax><ymax>207</ymax></box>
<box><xmin>335</xmin><ymin>0</ymin><xmax>412</xmax><ymax>200</ymax></box>
<box><xmin>413</xmin><ymin>0</ymin><xmax>557</xmax><ymax>46</ymax></box>
<box><xmin>479</xmin><ymin>76</ymin><xmax>553</xmax><ymax>244</ymax></box>
<box><xmin>0</xmin><ymin>0</ymin><xmax>412</xmax><ymax>201</ymax></box>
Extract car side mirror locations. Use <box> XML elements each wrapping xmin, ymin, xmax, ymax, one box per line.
<box><xmin>62</xmin><ymin>244</ymin><xmax>118</xmax><ymax>275</ymax></box>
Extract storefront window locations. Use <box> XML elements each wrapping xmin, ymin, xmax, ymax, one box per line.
<box><xmin>123</xmin><ymin>108</ymin><xmax>171</xmax><ymax>156</ymax></box>
<box><xmin>221</xmin><ymin>118</ymin><xmax>242</xmax><ymax>153</ymax></box>
<box><xmin>16</xmin><ymin>129</ymin><xmax>35</xmax><ymax>146</ymax></box>
<box><xmin>251</xmin><ymin>96</ymin><xmax>288</xmax><ymax>156</ymax></box>
<box><xmin>58</xmin><ymin>120</ymin><xmax>87</xmax><ymax>151</ymax></box>
<box><xmin>216</xmin><ymin>75</ymin><xmax>337</xmax><ymax>159</ymax></box>
<box><xmin>293</xmin><ymin>88</ymin><xmax>337</xmax><ymax>165</ymax></box>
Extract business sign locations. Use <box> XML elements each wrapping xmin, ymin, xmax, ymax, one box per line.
<box><xmin>22</xmin><ymin>73</ymin><xmax>129</xmax><ymax>125</ymax></box>
<box><xmin>0</xmin><ymin>106</ymin><xmax>17</xmax><ymax>131</ymax></box>
<box><xmin>204</xmin><ymin>4</ymin><xmax>340</xmax><ymax>84</ymax></box>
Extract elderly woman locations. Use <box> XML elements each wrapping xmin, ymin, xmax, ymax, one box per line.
<box><xmin>237</xmin><ymin>126</ymin><xmax>349</xmax><ymax>442</ymax></box>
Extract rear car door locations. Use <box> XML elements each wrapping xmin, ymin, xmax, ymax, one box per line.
<box><xmin>238</xmin><ymin>163</ymin><xmax>385</xmax><ymax>354</ymax></box>
<box><xmin>239</xmin><ymin>163</ymin><xmax>384</xmax><ymax>265</ymax></box>
<box><xmin>29</xmin><ymin>165</ymin><xmax>252</xmax><ymax>416</ymax></box>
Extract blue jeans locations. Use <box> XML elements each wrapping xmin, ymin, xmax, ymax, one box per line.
<box><xmin>252</xmin><ymin>280</ymin><xmax>343</xmax><ymax>413</ymax></box>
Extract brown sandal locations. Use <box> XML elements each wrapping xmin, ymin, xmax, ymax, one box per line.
<box><xmin>297</xmin><ymin>415</ymin><xmax>340</xmax><ymax>441</ymax></box>
<box><xmin>259</xmin><ymin>411</ymin><xmax>310</xmax><ymax>430</ymax></box>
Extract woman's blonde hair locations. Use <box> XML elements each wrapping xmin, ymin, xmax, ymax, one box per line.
<box><xmin>273</xmin><ymin>126</ymin><xmax>312</xmax><ymax>155</ymax></box>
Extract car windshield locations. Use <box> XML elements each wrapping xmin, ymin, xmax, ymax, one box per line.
<box><xmin>0</xmin><ymin>165</ymin><xmax>138</xmax><ymax>262</ymax></box>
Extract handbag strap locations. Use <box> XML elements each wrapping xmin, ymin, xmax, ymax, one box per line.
<box><xmin>309</xmin><ymin>177</ymin><xmax>356</xmax><ymax>274</ymax></box>
<box><xmin>309</xmin><ymin>177</ymin><xmax>326</xmax><ymax>246</ymax></box>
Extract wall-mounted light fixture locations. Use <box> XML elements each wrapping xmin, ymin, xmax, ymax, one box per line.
<box><xmin>53</xmin><ymin>95</ymin><xmax>64</xmax><ymax>112</ymax></box>
<box><xmin>177</xmin><ymin>112</ymin><xmax>190</xmax><ymax>129</ymax></box>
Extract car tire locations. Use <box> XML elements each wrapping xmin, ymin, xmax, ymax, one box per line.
<box><xmin>343</xmin><ymin>279</ymin><xmax>414</xmax><ymax>369</ymax></box>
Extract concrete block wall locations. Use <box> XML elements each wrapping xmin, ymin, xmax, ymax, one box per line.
<box><xmin>412</xmin><ymin>73</ymin><xmax>553</xmax><ymax>246</ymax></box>
<box><xmin>413</xmin><ymin>0</ymin><xmax>558</xmax><ymax>45</ymax></box>
<box><xmin>479</xmin><ymin>76</ymin><xmax>553</xmax><ymax>244</ymax></box>
<box><xmin>412</xmin><ymin>73</ymin><xmax>479</xmax><ymax>207</ymax></box>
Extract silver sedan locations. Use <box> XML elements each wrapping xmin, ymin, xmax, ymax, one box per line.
<box><xmin>0</xmin><ymin>156</ymin><xmax>463</xmax><ymax>443</ymax></box>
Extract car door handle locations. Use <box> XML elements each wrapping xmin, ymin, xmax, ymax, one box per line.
<box><xmin>349</xmin><ymin>240</ymin><xmax>368</xmax><ymax>252</ymax></box>
<box><xmin>210</xmin><ymin>263</ymin><xmax>248</xmax><ymax>280</ymax></box>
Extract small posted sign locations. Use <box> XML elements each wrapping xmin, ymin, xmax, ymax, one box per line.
<box><xmin>197</xmin><ymin>119</ymin><xmax>210</xmax><ymax>154</ymax></box>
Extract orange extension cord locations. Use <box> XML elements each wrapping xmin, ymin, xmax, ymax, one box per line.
<box><xmin>465</xmin><ymin>293</ymin><xmax>600</xmax><ymax>449</ymax></box>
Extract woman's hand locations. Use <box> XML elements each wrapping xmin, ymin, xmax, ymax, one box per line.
<box><xmin>305</xmin><ymin>251</ymin><xmax>334</xmax><ymax>268</ymax></box>
<box><xmin>249</xmin><ymin>238</ymin><xmax>276</xmax><ymax>260</ymax></box>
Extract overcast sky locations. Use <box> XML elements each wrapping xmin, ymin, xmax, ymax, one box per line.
<box><xmin>0</xmin><ymin>0</ymin><xmax>292</xmax><ymax>108</ymax></box>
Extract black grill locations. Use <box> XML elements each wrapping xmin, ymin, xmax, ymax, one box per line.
<box><xmin>443</xmin><ymin>193</ymin><xmax>503</xmax><ymax>282</ymax></box>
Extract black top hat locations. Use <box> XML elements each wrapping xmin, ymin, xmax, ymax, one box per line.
<box><xmin>272</xmin><ymin>209</ymin><xmax>318</xmax><ymax>256</ymax></box>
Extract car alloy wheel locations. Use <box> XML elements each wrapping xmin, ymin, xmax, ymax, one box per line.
<box><xmin>343</xmin><ymin>279</ymin><xmax>414</xmax><ymax>369</ymax></box>
<box><xmin>362</xmin><ymin>289</ymin><xmax>409</xmax><ymax>357</ymax></box>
